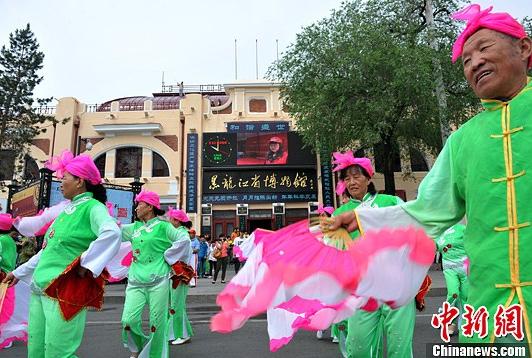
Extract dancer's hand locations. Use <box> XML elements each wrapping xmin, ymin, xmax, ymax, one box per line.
<box><xmin>329</xmin><ymin>211</ymin><xmax>359</xmax><ymax>233</ymax></box>
<box><xmin>2</xmin><ymin>272</ymin><xmax>19</xmax><ymax>287</ymax></box>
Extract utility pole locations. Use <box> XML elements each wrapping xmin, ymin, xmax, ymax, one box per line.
<box><xmin>425</xmin><ymin>0</ymin><xmax>451</xmax><ymax>144</ymax></box>
<box><xmin>255</xmin><ymin>39</ymin><xmax>259</xmax><ymax>80</ymax></box>
<box><xmin>234</xmin><ymin>39</ymin><xmax>238</xmax><ymax>80</ymax></box>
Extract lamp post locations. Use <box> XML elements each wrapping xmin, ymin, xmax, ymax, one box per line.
<box><xmin>6</xmin><ymin>180</ymin><xmax>20</xmax><ymax>214</ymax></box>
<box><xmin>76</xmin><ymin>137</ymin><xmax>93</xmax><ymax>155</ymax></box>
<box><xmin>37</xmin><ymin>168</ymin><xmax>54</xmax><ymax>211</ymax></box>
<box><xmin>129</xmin><ymin>176</ymin><xmax>144</xmax><ymax>222</ymax></box>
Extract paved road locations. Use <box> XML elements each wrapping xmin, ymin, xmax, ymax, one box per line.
<box><xmin>7</xmin><ymin>296</ymin><xmax>455</xmax><ymax>357</ymax></box>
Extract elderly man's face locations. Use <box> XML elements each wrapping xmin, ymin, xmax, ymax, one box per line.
<box><xmin>462</xmin><ymin>29</ymin><xmax>532</xmax><ymax>99</ymax></box>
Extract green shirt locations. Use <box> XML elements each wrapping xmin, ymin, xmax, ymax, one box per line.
<box><xmin>32</xmin><ymin>192</ymin><xmax>114</xmax><ymax>290</ymax></box>
<box><xmin>121</xmin><ymin>217</ymin><xmax>189</xmax><ymax>284</ymax></box>
<box><xmin>403</xmin><ymin>79</ymin><xmax>532</xmax><ymax>342</ymax></box>
<box><xmin>0</xmin><ymin>233</ymin><xmax>17</xmax><ymax>273</ymax></box>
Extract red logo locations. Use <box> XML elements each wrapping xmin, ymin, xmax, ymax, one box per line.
<box><xmin>462</xmin><ymin>304</ymin><xmax>489</xmax><ymax>339</ymax></box>
<box><xmin>494</xmin><ymin>304</ymin><xmax>524</xmax><ymax>340</ymax></box>
<box><xmin>431</xmin><ymin>301</ymin><xmax>460</xmax><ymax>342</ymax></box>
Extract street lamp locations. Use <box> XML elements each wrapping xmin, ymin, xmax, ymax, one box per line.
<box><xmin>76</xmin><ymin>137</ymin><xmax>93</xmax><ymax>155</ymax></box>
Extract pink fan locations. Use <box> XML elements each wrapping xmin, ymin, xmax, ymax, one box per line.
<box><xmin>211</xmin><ymin>219</ymin><xmax>435</xmax><ymax>351</ymax></box>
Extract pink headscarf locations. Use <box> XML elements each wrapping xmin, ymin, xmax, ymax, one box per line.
<box><xmin>317</xmin><ymin>204</ymin><xmax>334</xmax><ymax>216</ymax></box>
<box><xmin>0</xmin><ymin>213</ymin><xmax>13</xmax><ymax>231</ymax></box>
<box><xmin>331</xmin><ymin>151</ymin><xmax>374</xmax><ymax>178</ymax></box>
<box><xmin>167</xmin><ymin>207</ymin><xmax>190</xmax><ymax>223</ymax></box>
<box><xmin>336</xmin><ymin>180</ymin><xmax>347</xmax><ymax>196</ymax></box>
<box><xmin>451</xmin><ymin>4</ymin><xmax>531</xmax><ymax>68</ymax></box>
<box><xmin>46</xmin><ymin>150</ymin><xmax>102</xmax><ymax>185</ymax></box>
<box><xmin>135</xmin><ymin>190</ymin><xmax>161</xmax><ymax>209</ymax></box>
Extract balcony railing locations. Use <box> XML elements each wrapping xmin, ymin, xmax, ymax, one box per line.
<box><xmin>34</xmin><ymin>106</ymin><xmax>56</xmax><ymax>115</ymax></box>
<box><xmin>161</xmin><ymin>83</ymin><xmax>224</xmax><ymax>94</ymax></box>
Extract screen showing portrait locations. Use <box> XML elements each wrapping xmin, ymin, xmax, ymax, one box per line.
<box><xmin>237</xmin><ymin>132</ymin><xmax>288</xmax><ymax>166</ymax></box>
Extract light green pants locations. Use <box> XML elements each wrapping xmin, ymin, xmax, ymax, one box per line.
<box><xmin>168</xmin><ymin>283</ymin><xmax>193</xmax><ymax>340</ymax></box>
<box><xmin>346</xmin><ymin>301</ymin><xmax>415</xmax><ymax>358</ymax></box>
<box><xmin>443</xmin><ymin>269</ymin><xmax>468</xmax><ymax>307</ymax></box>
<box><xmin>121</xmin><ymin>279</ymin><xmax>170</xmax><ymax>358</ymax></box>
<box><xmin>28</xmin><ymin>293</ymin><xmax>87</xmax><ymax>358</ymax></box>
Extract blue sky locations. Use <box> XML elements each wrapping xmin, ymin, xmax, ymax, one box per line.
<box><xmin>1</xmin><ymin>0</ymin><xmax>530</xmax><ymax>104</ymax></box>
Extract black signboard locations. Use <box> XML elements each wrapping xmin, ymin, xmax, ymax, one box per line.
<box><xmin>320</xmin><ymin>151</ymin><xmax>335</xmax><ymax>207</ymax></box>
<box><xmin>202</xmin><ymin>168</ymin><xmax>317</xmax><ymax>204</ymax></box>
<box><xmin>186</xmin><ymin>133</ymin><xmax>198</xmax><ymax>213</ymax></box>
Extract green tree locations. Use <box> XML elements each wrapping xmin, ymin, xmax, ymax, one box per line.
<box><xmin>0</xmin><ymin>24</ymin><xmax>59</xmax><ymax>183</ymax></box>
<box><xmin>270</xmin><ymin>0</ymin><xmax>479</xmax><ymax>195</ymax></box>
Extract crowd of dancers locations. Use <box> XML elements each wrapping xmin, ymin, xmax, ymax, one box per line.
<box><xmin>1</xmin><ymin>3</ymin><xmax>532</xmax><ymax>357</ymax></box>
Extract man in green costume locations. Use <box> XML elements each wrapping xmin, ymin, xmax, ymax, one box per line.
<box><xmin>332</xmin><ymin>3</ymin><xmax>532</xmax><ymax>346</ymax></box>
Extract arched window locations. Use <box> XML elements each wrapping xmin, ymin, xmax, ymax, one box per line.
<box><xmin>115</xmin><ymin>147</ymin><xmax>142</xmax><ymax>178</ymax></box>
<box><xmin>152</xmin><ymin>152</ymin><xmax>169</xmax><ymax>177</ymax></box>
<box><xmin>23</xmin><ymin>156</ymin><xmax>40</xmax><ymax>181</ymax></box>
<box><xmin>410</xmin><ymin>149</ymin><xmax>429</xmax><ymax>172</ymax></box>
<box><xmin>94</xmin><ymin>153</ymin><xmax>106</xmax><ymax>179</ymax></box>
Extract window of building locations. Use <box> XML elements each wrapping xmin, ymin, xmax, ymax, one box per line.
<box><xmin>23</xmin><ymin>156</ymin><xmax>40</xmax><ymax>181</ymax></box>
<box><xmin>152</xmin><ymin>152</ymin><xmax>169</xmax><ymax>177</ymax></box>
<box><xmin>249</xmin><ymin>98</ymin><xmax>267</xmax><ymax>113</ymax></box>
<box><xmin>410</xmin><ymin>149</ymin><xmax>429</xmax><ymax>172</ymax></box>
<box><xmin>115</xmin><ymin>147</ymin><xmax>142</xmax><ymax>178</ymax></box>
<box><xmin>94</xmin><ymin>153</ymin><xmax>106</xmax><ymax>179</ymax></box>
<box><xmin>0</xmin><ymin>150</ymin><xmax>15</xmax><ymax>181</ymax></box>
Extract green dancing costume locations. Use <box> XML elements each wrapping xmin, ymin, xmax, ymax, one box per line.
<box><xmin>333</xmin><ymin>193</ymin><xmax>415</xmax><ymax>358</ymax></box>
<box><xmin>121</xmin><ymin>217</ymin><xmax>190</xmax><ymax>358</ymax></box>
<box><xmin>12</xmin><ymin>193</ymin><xmax>121</xmax><ymax>358</ymax></box>
<box><xmin>436</xmin><ymin>223</ymin><xmax>469</xmax><ymax>324</ymax></box>
<box><xmin>168</xmin><ymin>226</ymin><xmax>194</xmax><ymax>344</ymax></box>
<box><xmin>355</xmin><ymin>80</ymin><xmax>532</xmax><ymax>344</ymax></box>
<box><xmin>0</xmin><ymin>233</ymin><xmax>17</xmax><ymax>274</ymax></box>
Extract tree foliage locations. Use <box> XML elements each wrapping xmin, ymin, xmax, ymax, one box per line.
<box><xmin>0</xmin><ymin>24</ymin><xmax>61</xmax><ymax>184</ymax></box>
<box><xmin>270</xmin><ymin>0</ymin><xmax>481</xmax><ymax>194</ymax></box>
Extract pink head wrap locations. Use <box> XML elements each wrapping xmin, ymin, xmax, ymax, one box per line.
<box><xmin>135</xmin><ymin>190</ymin><xmax>161</xmax><ymax>209</ymax></box>
<box><xmin>0</xmin><ymin>213</ymin><xmax>14</xmax><ymax>231</ymax></box>
<box><xmin>331</xmin><ymin>151</ymin><xmax>374</xmax><ymax>178</ymax></box>
<box><xmin>335</xmin><ymin>180</ymin><xmax>347</xmax><ymax>196</ymax></box>
<box><xmin>317</xmin><ymin>204</ymin><xmax>334</xmax><ymax>216</ymax></box>
<box><xmin>167</xmin><ymin>207</ymin><xmax>190</xmax><ymax>223</ymax></box>
<box><xmin>45</xmin><ymin>150</ymin><xmax>102</xmax><ymax>185</ymax></box>
<box><xmin>451</xmin><ymin>4</ymin><xmax>531</xmax><ymax>68</ymax></box>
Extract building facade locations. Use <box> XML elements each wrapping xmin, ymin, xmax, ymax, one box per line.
<box><xmin>1</xmin><ymin>80</ymin><xmax>431</xmax><ymax>235</ymax></box>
